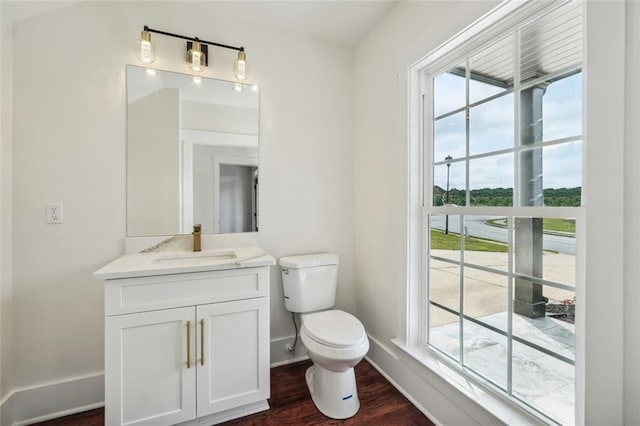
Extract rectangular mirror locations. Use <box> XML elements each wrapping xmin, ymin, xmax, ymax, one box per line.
<box><xmin>126</xmin><ymin>65</ymin><xmax>259</xmax><ymax>236</ymax></box>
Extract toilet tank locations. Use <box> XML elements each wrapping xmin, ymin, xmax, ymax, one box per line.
<box><xmin>279</xmin><ymin>253</ymin><xmax>339</xmax><ymax>313</ymax></box>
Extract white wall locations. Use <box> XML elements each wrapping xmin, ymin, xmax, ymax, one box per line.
<box><xmin>0</xmin><ymin>1</ymin><xmax>14</xmax><ymax>410</ymax></box>
<box><xmin>624</xmin><ymin>1</ymin><xmax>640</xmax><ymax>423</ymax></box>
<box><xmin>354</xmin><ymin>0</ymin><xmax>636</xmax><ymax>424</ymax></box>
<box><xmin>3</xmin><ymin>1</ymin><xmax>354</xmax><ymax>422</ymax></box>
<box><xmin>354</xmin><ymin>0</ymin><xmax>497</xmax><ymax>345</ymax></box>
<box><xmin>182</xmin><ymin>102</ymin><xmax>258</xmax><ymax>135</ymax></box>
<box><xmin>127</xmin><ymin>88</ymin><xmax>181</xmax><ymax>236</ymax></box>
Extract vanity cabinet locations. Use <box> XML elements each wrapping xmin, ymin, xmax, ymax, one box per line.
<box><xmin>101</xmin><ymin>266</ymin><xmax>271</xmax><ymax>426</ymax></box>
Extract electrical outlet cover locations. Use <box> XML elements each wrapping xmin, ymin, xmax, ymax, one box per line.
<box><xmin>46</xmin><ymin>203</ymin><xmax>63</xmax><ymax>224</ymax></box>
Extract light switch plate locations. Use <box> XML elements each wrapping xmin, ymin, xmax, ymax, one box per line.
<box><xmin>46</xmin><ymin>203</ymin><xmax>63</xmax><ymax>224</ymax></box>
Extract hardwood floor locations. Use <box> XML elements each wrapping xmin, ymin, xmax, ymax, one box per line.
<box><xmin>33</xmin><ymin>360</ymin><xmax>433</xmax><ymax>425</ymax></box>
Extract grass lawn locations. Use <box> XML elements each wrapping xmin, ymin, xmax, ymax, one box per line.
<box><xmin>486</xmin><ymin>217</ymin><xmax>576</xmax><ymax>234</ymax></box>
<box><xmin>543</xmin><ymin>218</ymin><xmax>575</xmax><ymax>234</ymax></box>
<box><xmin>431</xmin><ymin>229</ymin><xmax>508</xmax><ymax>252</ymax></box>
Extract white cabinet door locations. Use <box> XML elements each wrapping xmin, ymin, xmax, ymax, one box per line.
<box><xmin>196</xmin><ymin>298</ymin><xmax>269</xmax><ymax>417</ymax></box>
<box><xmin>105</xmin><ymin>307</ymin><xmax>196</xmax><ymax>426</ymax></box>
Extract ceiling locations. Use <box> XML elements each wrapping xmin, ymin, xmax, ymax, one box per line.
<box><xmin>2</xmin><ymin>0</ymin><xmax>398</xmax><ymax>47</ymax></box>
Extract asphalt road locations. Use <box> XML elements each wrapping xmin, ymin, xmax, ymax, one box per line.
<box><xmin>430</xmin><ymin>215</ymin><xmax>576</xmax><ymax>255</ymax></box>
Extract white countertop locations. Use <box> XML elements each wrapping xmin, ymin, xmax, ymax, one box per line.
<box><xmin>94</xmin><ymin>246</ymin><xmax>275</xmax><ymax>280</ymax></box>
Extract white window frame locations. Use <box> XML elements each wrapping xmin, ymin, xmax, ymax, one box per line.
<box><xmin>396</xmin><ymin>0</ymin><xmax>591</xmax><ymax>423</ymax></box>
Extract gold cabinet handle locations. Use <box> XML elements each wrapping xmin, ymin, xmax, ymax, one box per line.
<box><xmin>186</xmin><ymin>321</ymin><xmax>192</xmax><ymax>369</ymax></box>
<box><xmin>200</xmin><ymin>319</ymin><xmax>205</xmax><ymax>366</ymax></box>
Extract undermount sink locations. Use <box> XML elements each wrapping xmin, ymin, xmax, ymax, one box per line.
<box><xmin>153</xmin><ymin>250</ymin><xmax>237</xmax><ymax>264</ymax></box>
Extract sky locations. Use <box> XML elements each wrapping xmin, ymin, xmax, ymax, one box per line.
<box><xmin>432</xmin><ymin>72</ymin><xmax>582</xmax><ymax>192</ymax></box>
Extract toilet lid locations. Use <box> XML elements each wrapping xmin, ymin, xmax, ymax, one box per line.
<box><xmin>302</xmin><ymin>310</ymin><xmax>366</xmax><ymax>348</ymax></box>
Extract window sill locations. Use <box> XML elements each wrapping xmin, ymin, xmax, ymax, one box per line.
<box><xmin>390</xmin><ymin>339</ymin><xmax>547</xmax><ymax>426</ymax></box>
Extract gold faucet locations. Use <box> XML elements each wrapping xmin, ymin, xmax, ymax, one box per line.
<box><xmin>192</xmin><ymin>224</ymin><xmax>201</xmax><ymax>252</ymax></box>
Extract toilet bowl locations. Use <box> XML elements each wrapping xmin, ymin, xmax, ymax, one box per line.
<box><xmin>300</xmin><ymin>310</ymin><xmax>369</xmax><ymax>419</ymax></box>
<box><xmin>279</xmin><ymin>253</ymin><xmax>369</xmax><ymax>419</ymax></box>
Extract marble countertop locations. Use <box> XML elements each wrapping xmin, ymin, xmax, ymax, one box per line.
<box><xmin>94</xmin><ymin>246</ymin><xmax>275</xmax><ymax>280</ymax></box>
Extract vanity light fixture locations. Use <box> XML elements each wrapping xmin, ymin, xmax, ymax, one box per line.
<box><xmin>187</xmin><ymin>40</ymin><xmax>206</xmax><ymax>72</ymax></box>
<box><xmin>135</xmin><ymin>29</ymin><xmax>155</xmax><ymax>64</ymax></box>
<box><xmin>234</xmin><ymin>51</ymin><xmax>247</xmax><ymax>80</ymax></box>
<box><xmin>137</xmin><ymin>26</ymin><xmax>248</xmax><ymax>80</ymax></box>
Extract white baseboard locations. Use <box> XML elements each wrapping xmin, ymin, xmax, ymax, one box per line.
<box><xmin>0</xmin><ymin>373</ymin><xmax>104</xmax><ymax>426</ymax></box>
<box><xmin>270</xmin><ymin>335</ymin><xmax>308</xmax><ymax>367</ymax></box>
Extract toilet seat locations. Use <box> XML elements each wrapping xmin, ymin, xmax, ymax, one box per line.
<box><xmin>302</xmin><ymin>310</ymin><xmax>366</xmax><ymax>348</ymax></box>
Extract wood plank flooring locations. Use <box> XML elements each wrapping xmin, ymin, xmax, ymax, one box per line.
<box><xmin>33</xmin><ymin>360</ymin><xmax>433</xmax><ymax>425</ymax></box>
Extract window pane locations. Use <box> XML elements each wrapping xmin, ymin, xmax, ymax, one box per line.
<box><xmin>518</xmin><ymin>143</ymin><xmax>582</xmax><ymax>208</ymax></box>
<box><xmin>542</xmin><ymin>141</ymin><xmax>582</xmax><ymax>205</ymax></box>
<box><xmin>433</xmin><ymin>161</ymin><xmax>465</xmax><ymax>206</ymax></box>
<box><xmin>463</xmin><ymin>216</ymin><xmax>509</xmax><ymax>272</ymax></box>
<box><xmin>434</xmin><ymin>112</ymin><xmax>466</xmax><ymax>162</ymax></box>
<box><xmin>428</xmin><ymin>304</ymin><xmax>460</xmax><ymax>361</ymax></box>
<box><xmin>433</xmin><ymin>62</ymin><xmax>466</xmax><ymax>117</ymax></box>
<box><xmin>512</xmin><ymin>341</ymin><xmax>575</xmax><ymax>425</ymax></box>
<box><xmin>463</xmin><ymin>267</ymin><xmax>508</xmax><ymax>332</ymax></box>
<box><xmin>429</xmin><ymin>258</ymin><xmax>459</xmax><ymax>312</ymax></box>
<box><xmin>430</xmin><ymin>214</ymin><xmax>462</xmax><ymax>261</ymax></box>
<box><xmin>512</xmin><ymin>216</ymin><xmax>576</xmax><ymax>283</ymax></box>
<box><xmin>469</xmin><ymin>35</ymin><xmax>514</xmax><ymax>104</ymax></box>
<box><xmin>463</xmin><ymin>322</ymin><xmax>507</xmax><ymax>390</ymax></box>
<box><xmin>469</xmin><ymin>93</ymin><xmax>514</xmax><ymax>156</ymax></box>
<box><xmin>543</xmin><ymin>73</ymin><xmax>582</xmax><ymax>141</ymax></box>
<box><xmin>469</xmin><ymin>154</ymin><xmax>513</xmax><ymax>206</ymax></box>
<box><xmin>512</xmin><ymin>283</ymin><xmax>575</xmax><ymax>362</ymax></box>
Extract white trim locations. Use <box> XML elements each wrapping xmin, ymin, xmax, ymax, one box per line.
<box><xmin>212</xmin><ymin>155</ymin><xmax>259</xmax><ymax>234</ymax></box>
<box><xmin>13</xmin><ymin>403</ymin><xmax>104</xmax><ymax>426</ymax></box>
<box><xmin>181</xmin><ymin>129</ymin><xmax>258</xmax><ymax>148</ymax></box>
<box><xmin>0</xmin><ymin>373</ymin><xmax>104</xmax><ymax>426</ymax></box>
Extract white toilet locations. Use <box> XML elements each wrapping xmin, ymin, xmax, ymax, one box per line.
<box><xmin>279</xmin><ymin>253</ymin><xmax>369</xmax><ymax>419</ymax></box>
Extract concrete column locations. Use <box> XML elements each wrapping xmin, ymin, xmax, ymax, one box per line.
<box><xmin>514</xmin><ymin>86</ymin><xmax>546</xmax><ymax>318</ymax></box>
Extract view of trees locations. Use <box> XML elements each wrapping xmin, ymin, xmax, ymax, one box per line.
<box><xmin>433</xmin><ymin>186</ymin><xmax>581</xmax><ymax>207</ymax></box>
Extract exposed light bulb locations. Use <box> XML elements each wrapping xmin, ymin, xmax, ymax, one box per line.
<box><xmin>188</xmin><ymin>41</ymin><xmax>206</xmax><ymax>72</ymax></box>
<box><xmin>136</xmin><ymin>30</ymin><xmax>155</xmax><ymax>64</ymax></box>
<box><xmin>232</xmin><ymin>83</ymin><xmax>244</xmax><ymax>92</ymax></box>
<box><xmin>234</xmin><ymin>51</ymin><xmax>248</xmax><ymax>80</ymax></box>
<box><xmin>192</xmin><ymin>75</ymin><xmax>202</xmax><ymax>84</ymax></box>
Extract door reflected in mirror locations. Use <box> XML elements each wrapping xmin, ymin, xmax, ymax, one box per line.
<box><xmin>126</xmin><ymin>65</ymin><xmax>259</xmax><ymax>236</ymax></box>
